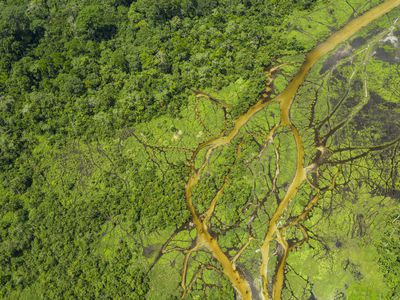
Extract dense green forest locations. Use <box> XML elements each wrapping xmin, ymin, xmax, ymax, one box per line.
<box><xmin>1</xmin><ymin>0</ymin><xmax>399</xmax><ymax>299</ymax></box>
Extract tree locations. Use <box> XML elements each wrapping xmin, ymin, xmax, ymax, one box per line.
<box><xmin>76</xmin><ymin>5</ymin><xmax>117</xmax><ymax>41</ymax></box>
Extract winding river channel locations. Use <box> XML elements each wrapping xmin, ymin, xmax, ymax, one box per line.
<box><xmin>183</xmin><ymin>1</ymin><xmax>400</xmax><ymax>299</ymax></box>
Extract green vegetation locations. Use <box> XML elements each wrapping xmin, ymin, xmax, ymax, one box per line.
<box><xmin>1</xmin><ymin>0</ymin><xmax>399</xmax><ymax>299</ymax></box>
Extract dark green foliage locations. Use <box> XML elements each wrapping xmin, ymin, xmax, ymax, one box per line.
<box><xmin>0</xmin><ymin>3</ymin><xmax>43</xmax><ymax>67</ymax></box>
<box><xmin>76</xmin><ymin>5</ymin><xmax>117</xmax><ymax>41</ymax></box>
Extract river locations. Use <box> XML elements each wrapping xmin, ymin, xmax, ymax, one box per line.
<box><xmin>183</xmin><ymin>1</ymin><xmax>400</xmax><ymax>299</ymax></box>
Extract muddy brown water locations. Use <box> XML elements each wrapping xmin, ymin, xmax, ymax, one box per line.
<box><xmin>183</xmin><ymin>1</ymin><xmax>400</xmax><ymax>299</ymax></box>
